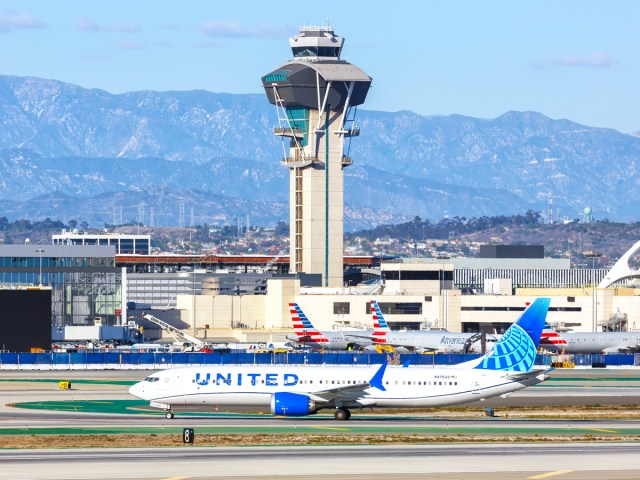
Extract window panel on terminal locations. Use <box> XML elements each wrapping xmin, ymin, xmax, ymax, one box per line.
<box><xmin>374</xmin><ymin>302</ymin><xmax>423</xmax><ymax>315</ymax></box>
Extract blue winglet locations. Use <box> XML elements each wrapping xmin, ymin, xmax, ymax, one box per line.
<box><xmin>369</xmin><ymin>361</ymin><xmax>387</xmax><ymax>391</ymax></box>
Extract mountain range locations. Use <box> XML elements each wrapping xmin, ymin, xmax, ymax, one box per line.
<box><xmin>1</xmin><ymin>74</ymin><xmax>639</xmax><ymax>230</ymax></box>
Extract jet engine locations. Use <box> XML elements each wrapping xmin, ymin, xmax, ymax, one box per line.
<box><xmin>270</xmin><ymin>392</ymin><xmax>317</xmax><ymax>416</ymax></box>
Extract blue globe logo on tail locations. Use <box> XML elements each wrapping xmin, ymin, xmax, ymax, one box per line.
<box><xmin>475</xmin><ymin>298</ymin><xmax>550</xmax><ymax>372</ymax></box>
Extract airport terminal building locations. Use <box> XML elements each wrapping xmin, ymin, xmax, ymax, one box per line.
<box><xmin>2</xmin><ymin>239</ymin><xmax>639</xmax><ymax>349</ymax></box>
<box><xmin>122</xmin><ymin>247</ymin><xmax>640</xmax><ymax>345</ymax></box>
<box><xmin>0</xmin><ymin>245</ymin><xmax>131</xmax><ymax>350</ymax></box>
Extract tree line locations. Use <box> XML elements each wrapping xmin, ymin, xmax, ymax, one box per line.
<box><xmin>346</xmin><ymin>210</ymin><xmax>543</xmax><ymax>241</ymax></box>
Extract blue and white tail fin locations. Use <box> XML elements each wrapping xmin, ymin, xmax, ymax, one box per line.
<box><xmin>471</xmin><ymin>298</ymin><xmax>551</xmax><ymax>372</ymax></box>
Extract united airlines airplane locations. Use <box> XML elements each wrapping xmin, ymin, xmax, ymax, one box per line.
<box><xmin>129</xmin><ymin>298</ymin><xmax>551</xmax><ymax>420</ymax></box>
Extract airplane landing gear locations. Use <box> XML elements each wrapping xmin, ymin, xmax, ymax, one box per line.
<box><xmin>334</xmin><ymin>408</ymin><xmax>351</xmax><ymax>421</ymax></box>
<box><xmin>165</xmin><ymin>411</ymin><xmax>175</xmax><ymax>419</ymax></box>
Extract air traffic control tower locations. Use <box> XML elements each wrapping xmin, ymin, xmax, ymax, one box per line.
<box><xmin>262</xmin><ymin>26</ymin><xmax>371</xmax><ymax>287</ymax></box>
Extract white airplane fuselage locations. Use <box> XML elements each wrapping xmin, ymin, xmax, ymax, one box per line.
<box><xmin>286</xmin><ymin>330</ymin><xmax>373</xmax><ymax>350</ymax></box>
<box><xmin>373</xmin><ymin>331</ymin><xmax>499</xmax><ymax>354</ymax></box>
<box><xmin>562</xmin><ymin>331</ymin><xmax>640</xmax><ymax>354</ymax></box>
<box><xmin>129</xmin><ymin>364</ymin><xmax>547</xmax><ymax>412</ymax></box>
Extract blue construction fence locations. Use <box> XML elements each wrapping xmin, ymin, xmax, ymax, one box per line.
<box><xmin>1</xmin><ymin>352</ymin><xmax>639</xmax><ymax>368</ymax></box>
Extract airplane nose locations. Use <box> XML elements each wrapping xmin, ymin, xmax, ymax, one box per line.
<box><xmin>129</xmin><ymin>382</ymin><xmax>145</xmax><ymax>399</ymax></box>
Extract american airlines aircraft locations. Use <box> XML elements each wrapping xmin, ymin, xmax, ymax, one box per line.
<box><xmin>539</xmin><ymin>323</ymin><xmax>568</xmax><ymax>351</ymax></box>
<box><xmin>365</xmin><ymin>300</ymin><xmax>499</xmax><ymax>354</ymax></box>
<box><xmin>540</xmin><ymin>329</ymin><xmax>640</xmax><ymax>354</ymax></box>
<box><xmin>129</xmin><ymin>298</ymin><xmax>551</xmax><ymax>420</ymax></box>
<box><xmin>285</xmin><ymin>303</ymin><xmax>373</xmax><ymax>351</ymax></box>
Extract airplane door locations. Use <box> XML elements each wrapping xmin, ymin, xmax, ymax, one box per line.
<box><xmin>471</xmin><ymin>372</ymin><xmax>483</xmax><ymax>394</ymax></box>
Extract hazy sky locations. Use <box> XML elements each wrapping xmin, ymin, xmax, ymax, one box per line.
<box><xmin>1</xmin><ymin>1</ymin><xmax>638</xmax><ymax>133</ymax></box>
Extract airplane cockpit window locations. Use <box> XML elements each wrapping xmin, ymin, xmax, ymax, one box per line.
<box><xmin>144</xmin><ymin>376</ymin><xmax>160</xmax><ymax>382</ymax></box>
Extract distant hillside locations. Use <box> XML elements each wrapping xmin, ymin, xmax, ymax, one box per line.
<box><xmin>1</xmin><ymin>75</ymin><xmax>640</xmax><ymax>228</ymax></box>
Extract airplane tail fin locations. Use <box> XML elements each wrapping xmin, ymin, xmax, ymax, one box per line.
<box><xmin>289</xmin><ymin>303</ymin><xmax>329</xmax><ymax>344</ymax></box>
<box><xmin>370</xmin><ymin>300</ymin><xmax>390</xmax><ymax>343</ymax></box>
<box><xmin>539</xmin><ymin>322</ymin><xmax>567</xmax><ymax>351</ymax></box>
<box><xmin>472</xmin><ymin>298</ymin><xmax>551</xmax><ymax>372</ymax></box>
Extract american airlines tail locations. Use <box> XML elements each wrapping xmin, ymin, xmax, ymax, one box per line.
<box><xmin>468</xmin><ymin>297</ymin><xmax>551</xmax><ymax>372</ymax></box>
<box><xmin>539</xmin><ymin>322</ymin><xmax>568</xmax><ymax>351</ymax></box>
<box><xmin>289</xmin><ymin>303</ymin><xmax>329</xmax><ymax>344</ymax></box>
<box><xmin>370</xmin><ymin>300</ymin><xmax>390</xmax><ymax>343</ymax></box>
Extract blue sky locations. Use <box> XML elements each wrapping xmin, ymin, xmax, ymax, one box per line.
<box><xmin>1</xmin><ymin>1</ymin><xmax>638</xmax><ymax>133</ymax></box>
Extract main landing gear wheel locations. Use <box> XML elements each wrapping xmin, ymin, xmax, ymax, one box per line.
<box><xmin>334</xmin><ymin>408</ymin><xmax>351</xmax><ymax>421</ymax></box>
<box><xmin>165</xmin><ymin>411</ymin><xmax>174</xmax><ymax>419</ymax></box>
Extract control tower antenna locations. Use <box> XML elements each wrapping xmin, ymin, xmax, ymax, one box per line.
<box><xmin>262</xmin><ymin>26</ymin><xmax>371</xmax><ymax>287</ymax></box>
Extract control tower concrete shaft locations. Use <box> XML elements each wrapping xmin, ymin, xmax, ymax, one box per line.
<box><xmin>262</xmin><ymin>26</ymin><xmax>371</xmax><ymax>287</ymax></box>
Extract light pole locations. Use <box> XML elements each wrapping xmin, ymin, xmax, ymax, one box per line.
<box><xmin>585</xmin><ymin>252</ymin><xmax>601</xmax><ymax>331</ymax></box>
<box><xmin>35</xmin><ymin>248</ymin><xmax>45</xmax><ymax>286</ymax></box>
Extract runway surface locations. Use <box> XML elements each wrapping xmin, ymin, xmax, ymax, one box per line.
<box><xmin>2</xmin><ymin>444</ymin><xmax>640</xmax><ymax>479</ymax></box>
<box><xmin>2</xmin><ymin>368</ymin><xmax>640</xmax><ymax>479</ymax></box>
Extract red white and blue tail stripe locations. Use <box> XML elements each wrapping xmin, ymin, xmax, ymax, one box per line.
<box><xmin>289</xmin><ymin>303</ymin><xmax>329</xmax><ymax>344</ymax></box>
<box><xmin>370</xmin><ymin>300</ymin><xmax>390</xmax><ymax>344</ymax></box>
<box><xmin>539</xmin><ymin>322</ymin><xmax>567</xmax><ymax>350</ymax></box>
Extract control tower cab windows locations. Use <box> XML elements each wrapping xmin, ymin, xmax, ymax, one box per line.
<box><xmin>292</xmin><ymin>46</ymin><xmax>341</xmax><ymax>58</ymax></box>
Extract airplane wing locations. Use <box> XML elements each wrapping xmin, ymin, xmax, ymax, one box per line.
<box><xmin>377</xmin><ymin>341</ymin><xmax>439</xmax><ymax>353</ymax></box>
<box><xmin>308</xmin><ymin>383</ymin><xmax>373</xmax><ymax>403</ymax></box>
<box><xmin>602</xmin><ymin>343</ymin><xmax>640</xmax><ymax>354</ymax></box>
<box><xmin>502</xmin><ymin>368</ymin><xmax>551</xmax><ymax>382</ymax></box>
<box><xmin>347</xmin><ymin>333</ymin><xmax>439</xmax><ymax>353</ymax></box>
<box><xmin>307</xmin><ymin>362</ymin><xmax>387</xmax><ymax>405</ymax></box>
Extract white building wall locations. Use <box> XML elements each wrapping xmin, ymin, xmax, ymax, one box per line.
<box><xmin>167</xmin><ymin>281</ymin><xmax>640</xmax><ymax>337</ymax></box>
